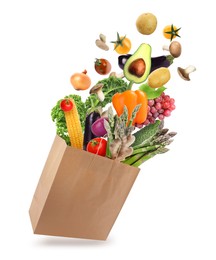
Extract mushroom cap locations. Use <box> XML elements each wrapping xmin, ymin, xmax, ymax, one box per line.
<box><xmin>109</xmin><ymin>71</ymin><xmax>124</xmax><ymax>78</ymax></box>
<box><xmin>109</xmin><ymin>72</ymin><xmax>116</xmax><ymax>77</ymax></box>
<box><xmin>169</xmin><ymin>41</ymin><xmax>182</xmax><ymax>58</ymax></box>
<box><xmin>89</xmin><ymin>83</ymin><xmax>104</xmax><ymax>94</ymax></box>
<box><xmin>177</xmin><ymin>67</ymin><xmax>190</xmax><ymax>81</ymax></box>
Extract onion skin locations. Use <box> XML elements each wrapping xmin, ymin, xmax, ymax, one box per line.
<box><xmin>70</xmin><ymin>70</ymin><xmax>91</xmax><ymax>90</ymax></box>
<box><xmin>91</xmin><ymin>117</ymin><xmax>108</xmax><ymax>137</ymax></box>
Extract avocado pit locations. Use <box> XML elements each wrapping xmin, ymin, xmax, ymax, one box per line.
<box><xmin>128</xmin><ymin>58</ymin><xmax>146</xmax><ymax>78</ymax></box>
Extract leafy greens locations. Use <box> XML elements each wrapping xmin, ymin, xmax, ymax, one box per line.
<box><xmin>51</xmin><ymin>77</ymin><xmax>129</xmax><ymax>144</ymax></box>
<box><xmin>85</xmin><ymin>76</ymin><xmax>129</xmax><ymax>111</ymax></box>
<box><xmin>51</xmin><ymin>94</ymin><xmax>86</xmax><ymax>145</ymax></box>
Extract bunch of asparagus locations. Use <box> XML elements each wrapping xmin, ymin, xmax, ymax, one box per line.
<box><xmin>123</xmin><ymin>120</ymin><xmax>177</xmax><ymax>167</ymax></box>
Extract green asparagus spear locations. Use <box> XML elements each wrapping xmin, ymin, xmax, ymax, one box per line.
<box><xmin>132</xmin><ymin>147</ymin><xmax>169</xmax><ymax>167</ymax></box>
<box><xmin>132</xmin><ymin>145</ymin><xmax>160</xmax><ymax>155</ymax></box>
<box><xmin>123</xmin><ymin>152</ymin><xmax>146</xmax><ymax>165</ymax></box>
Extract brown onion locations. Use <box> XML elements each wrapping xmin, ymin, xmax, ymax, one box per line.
<box><xmin>70</xmin><ymin>70</ymin><xmax>91</xmax><ymax>90</ymax></box>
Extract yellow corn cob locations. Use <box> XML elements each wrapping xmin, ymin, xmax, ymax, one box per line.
<box><xmin>64</xmin><ymin>99</ymin><xmax>83</xmax><ymax>149</ymax></box>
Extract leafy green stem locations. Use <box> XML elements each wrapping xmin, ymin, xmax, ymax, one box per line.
<box><xmin>128</xmin><ymin>81</ymin><xmax>134</xmax><ymax>89</ymax></box>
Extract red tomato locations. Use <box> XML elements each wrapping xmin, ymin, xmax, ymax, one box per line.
<box><xmin>95</xmin><ymin>58</ymin><xmax>111</xmax><ymax>75</ymax></box>
<box><xmin>60</xmin><ymin>99</ymin><xmax>73</xmax><ymax>112</ymax></box>
<box><xmin>87</xmin><ymin>138</ymin><xmax>107</xmax><ymax>156</ymax></box>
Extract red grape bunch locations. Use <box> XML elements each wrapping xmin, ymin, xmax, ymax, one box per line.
<box><xmin>143</xmin><ymin>92</ymin><xmax>176</xmax><ymax>125</ymax></box>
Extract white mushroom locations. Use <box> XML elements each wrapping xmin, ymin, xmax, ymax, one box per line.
<box><xmin>89</xmin><ymin>83</ymin><xmax>105</xmax><ymax>101</ymax></box>
<box><xmin>177</xmin><ymin>65</ymin><xmax>196</xmax><ymax>81</ymax></box>
<box><xmin>109</xmin><ymin>71</ymin><xmax>125</xmax><ymax>78</ymax></box>
<box><xmin>163</xmin><ymin>41</ymin><xmax>182</xmax><ymax>58</ymax></box>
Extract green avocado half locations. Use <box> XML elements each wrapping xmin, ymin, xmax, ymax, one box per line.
<box><xmin>123</xmin><ymin>43</ymin><xmax>152</xmax><ymax>84</ymax></box>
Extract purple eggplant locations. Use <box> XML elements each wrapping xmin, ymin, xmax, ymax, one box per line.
<box><xmin>118</xmin><ymin>54</ymin><xmax>132</xmax><ymax>69</ymax></box>
<box><xmin>83</xmin><ymin>111</ymin><xmax>100</xmax><ymax>150</ymax></box>
<box><xmin>150</xmin><ymin>55</ymin><xmax>174</xmax><ymax>73</ymax></box>
<box><xmin>118</xmin><ymin>54</ymin><xmax>174</xmax><ymax>72</ymax></box>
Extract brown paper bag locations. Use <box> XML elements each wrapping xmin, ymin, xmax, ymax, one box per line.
<box><xmin>29</xmin><ymin>135</ymin><xmax>140</xmax><ymax>240</ymax></box>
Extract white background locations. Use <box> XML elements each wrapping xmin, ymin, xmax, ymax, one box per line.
<box><xmin>0</xmin><ymin>0</ymin><xmax>215</xmax><ymax>259</ymax></box>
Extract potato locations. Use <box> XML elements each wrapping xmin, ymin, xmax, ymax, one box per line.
<box><xmin>148</xmin><ymin>68</ymin><xmax>171</xmax><ymax>88</ymax></box>
<box><xmin>136</xmin><ymin>13</ymin><xmax>157</xmax><ymax>35</ymax></box>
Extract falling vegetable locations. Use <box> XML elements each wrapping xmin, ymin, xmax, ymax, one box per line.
<box><xmin>111</xmin><ymin>32</ymin><xmax>131</xmax><ymax>54</ymax></box>
<box><xmin>123</xmin><ymin>43</ymin><xmax>151</xmax><ymax>84</ymax></box>
<box><xmin>177</xmin><ymin>65</ymin><xmax>196</xmax><ymax>81</ymax></box>
<box><xmin>94</xmin><ymin>58</ymin><xmax>111</xmax><ymax>75</ymax></box>
<box><xmin>95</xmin><ymin>33</ymin><xmax>109</xmax><ymax>51</ymax></box>
<box><xmin>136</xmin><ymin>13</ymin><xmax>157</xmax><ymax>35</ymax></box>
<box><xmin>139</xmin><ymin>83</ymin><xmax>166</xmax><ymax>100</ymax></box>
<box><xmin>109</xmin><ymin>71</ymin><xmax>124</xmax><ymax>78</ymax></box>
<box><xmin>118</xmin><ymin>54</ymin><xmax>132</xmax><ymax>70</ymax></box>
<box><xmin>162</xmin><ymin>41</ymin><xmax>182</xmax><ymax>58</ymax></box>
<box><xmin>70</xmin><ymin>70</ymin><xmax>91</xmax><ymax>90</ymax></box>
<box><xmin>163</xmin><ymin>24</ymin><xmax>181</xmax><ymax>41</ymax></box>
<box><xmin>99</xmin><ymin>34</ymin><xmax>106</xmax><ymax>43</ymax></box>
<box><xmin>60</xmin><ymin>98</ymin><xmax>83</xmax><ymax>149</ymax></box>
<box><xmin>118</xmin><ymin>54</ymin><xmax>174</xmax><ymax>73</ymax></box>
<box><xmin>112</xmin><ymin>90</ymin><xmax>148</xmax><ymax>125</ymax></box>
<box><xmin>148</xmin><ymin>67</ymin><xmax>171</xmax><ymax>89</ymax></box>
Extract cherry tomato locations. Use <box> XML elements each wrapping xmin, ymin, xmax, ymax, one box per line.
<box><xmin>60</xmin><ymin>99</ymin><xmax>73</xmax><ymax>112</ymax></box>
<box><xmin>163</xmin><ymin>24</ymin><xmax>181</xmax><ymax>41</ymax></box>
<box><xmin>87</xmin><ymin>138</ymin><xmax>107</xmax><ymax>156</ymax></box>
<box><xmin>111</xmin><ymin>33</ymin><xmax>131</xmax><ymax>54</ymax></box>
<box><xmin>94</xmin><ymin>58</ymin><xmax>111</xmax><ymax>75</ymax></box>
<box><xmin>70</xmin><ymin>70</ymin><xmax>91</xmax><ymax>91</ymax></box>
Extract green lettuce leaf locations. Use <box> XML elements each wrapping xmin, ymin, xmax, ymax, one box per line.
<box><xmin>139</xmin><ymin>83</ymin><xmax>166</xmax><ymax>99</ymax></box>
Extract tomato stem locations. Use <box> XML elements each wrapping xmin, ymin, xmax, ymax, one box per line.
<box><xmin>111</xmin><ymin>32</ymin><xmax>126</xmax><ymax>50</ymax></box>
<box><xmin>90</xmin><ymin>140</ymin><xmax>99</xmax><ymax>146</ymax></box>
<box><xmin>165</xmin><ymin>24</ymin><xmax>181</xmax><ymax>41</ymax></box>
<box><xmin>95</xmin><ymin>58</ymin><xmax>101</xmax><ymax>66</ymax></box>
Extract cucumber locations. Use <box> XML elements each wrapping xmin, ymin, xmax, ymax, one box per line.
<box><xmin>132</xmin><ymin>120</ymin><xmax>161</xmax><ymax>149</ymax></box>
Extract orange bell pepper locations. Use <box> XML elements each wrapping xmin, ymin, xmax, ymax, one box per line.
<box><xmin>112</xmin><ymin>90</ymin><xmax>148</xmax><ymax>125</ymax></box>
